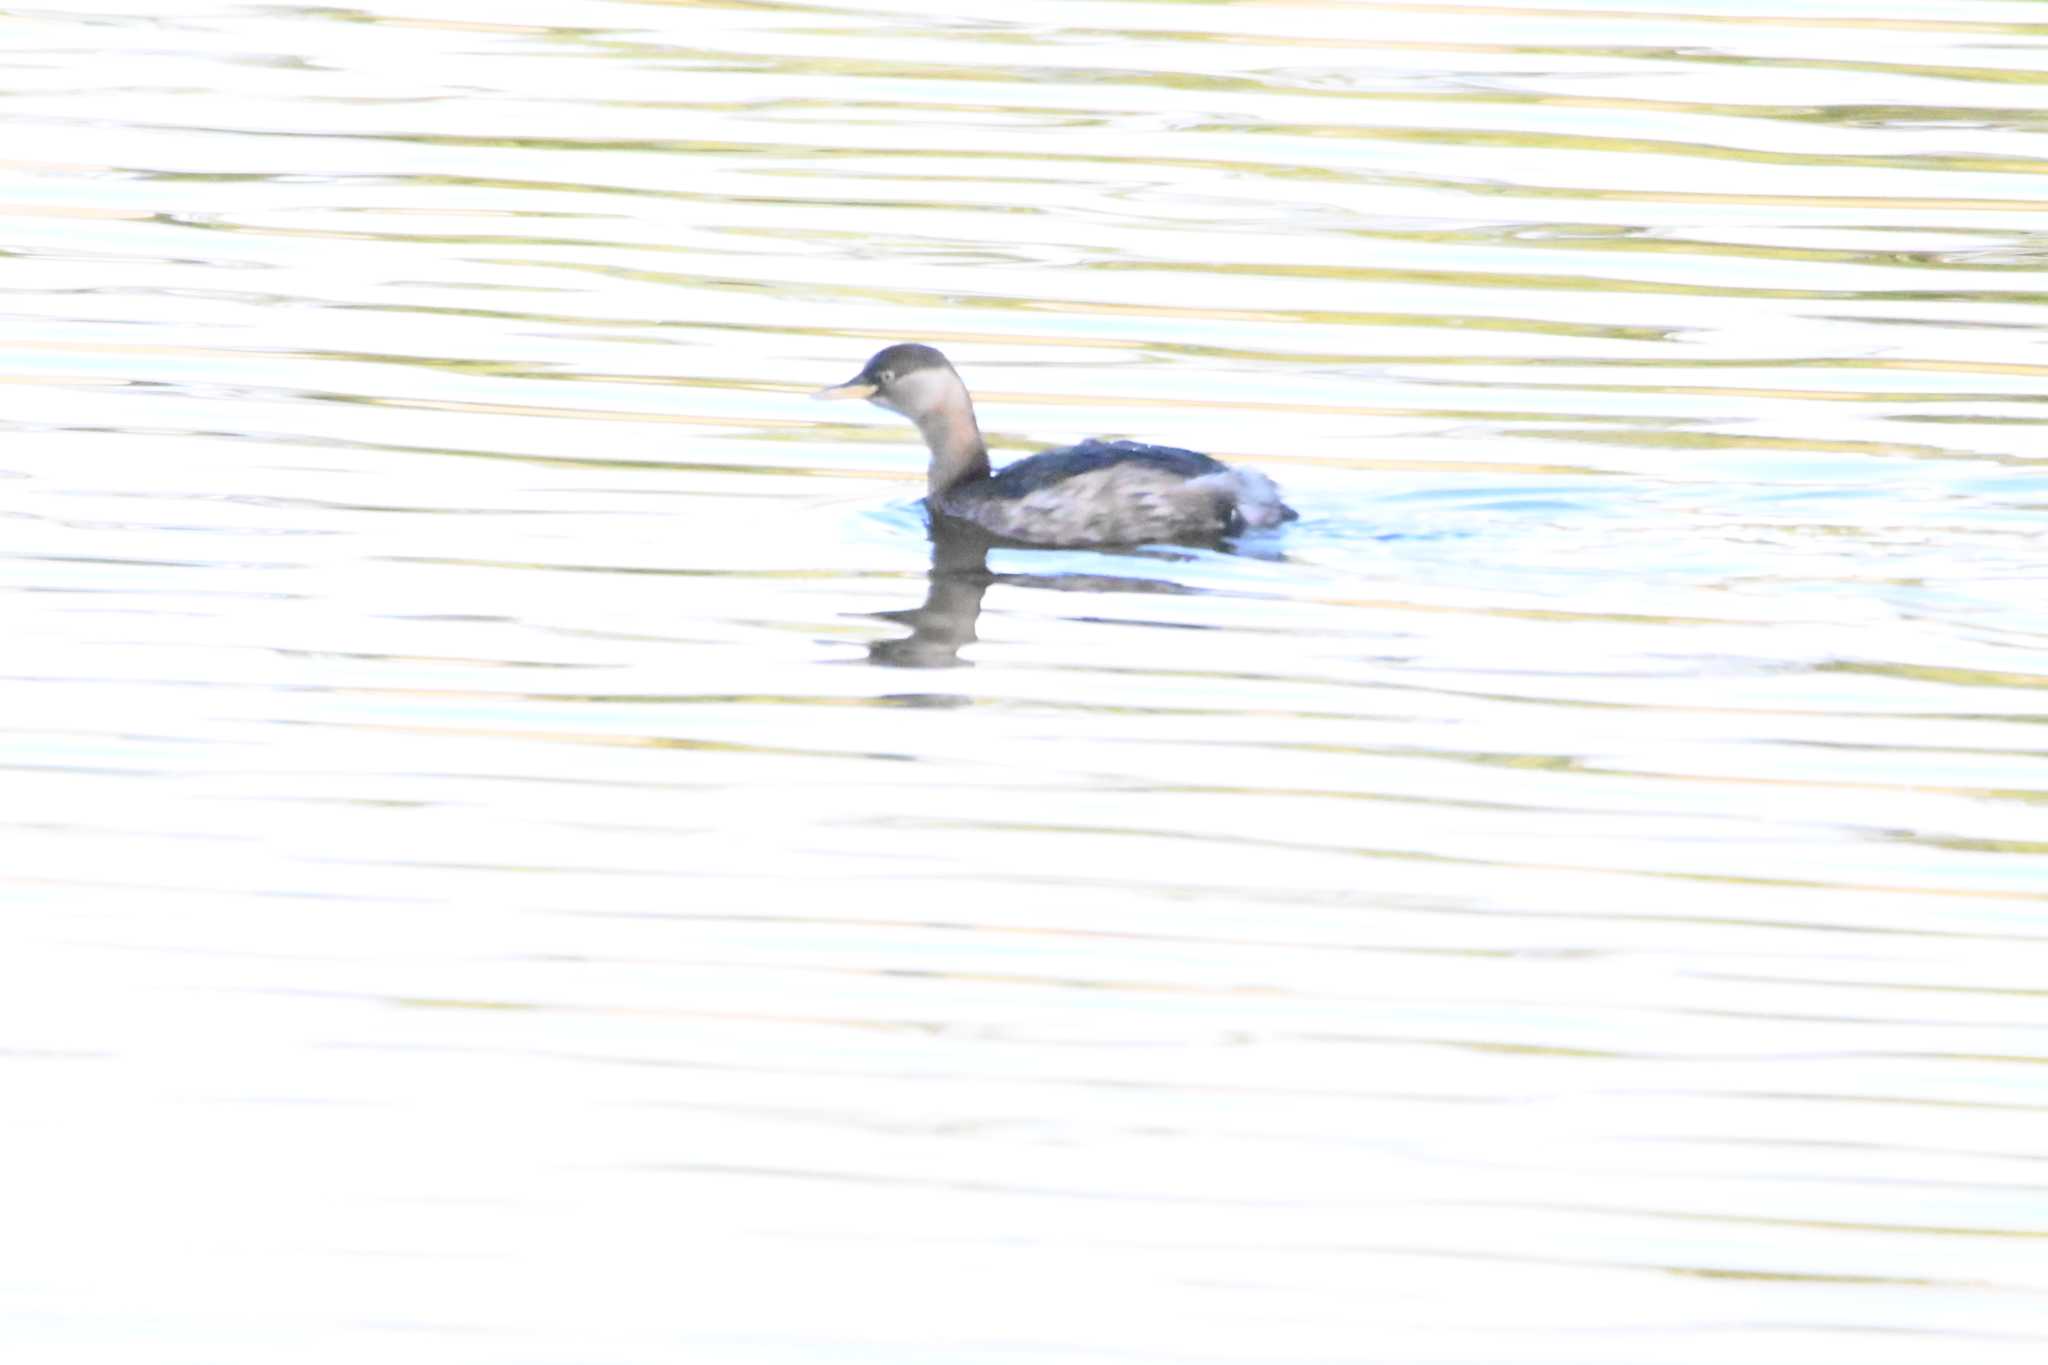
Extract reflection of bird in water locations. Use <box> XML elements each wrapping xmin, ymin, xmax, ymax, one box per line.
<box><xmin>864</xmin><ymin>519</ymin><xmax>1210</xmax><ymax>669</ymax></box>
<box><xmin>865</xmin><ymin>519</ymin><xmax>995</xmax><ymax>669</ymax></box>
<box><xmin>816</xmin><ymin>343</ymin><xmax>1297</xmax><ymax>547</ymax></box>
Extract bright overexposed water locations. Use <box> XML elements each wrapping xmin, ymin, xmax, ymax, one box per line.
<box><xmin>4</xmin><ymin>0</ymin><xmax>2047</xmax><ymax>1360</ymax></box>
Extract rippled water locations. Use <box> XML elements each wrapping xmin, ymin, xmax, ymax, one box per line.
<box><xmin>6</xmin><ymin>0</ymin><xmax>2048</xmax><ymax>1360</ymax></box>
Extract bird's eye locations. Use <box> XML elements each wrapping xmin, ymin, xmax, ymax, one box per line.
<box><xmin>878</xmin><ymin>371</ymin><xmax>894</xmax><ymax>384</ymax></box>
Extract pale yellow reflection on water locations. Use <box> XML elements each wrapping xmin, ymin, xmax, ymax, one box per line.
<box><xmin>3</xmin><ymin>0</ymin><xmax>2047</xmax><ymax>1361</ymax></box>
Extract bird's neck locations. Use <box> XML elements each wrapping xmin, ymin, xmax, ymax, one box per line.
<box><xmin>915</xmin><ymin>386</ymin><xmax>990</xmax><ymax>497</ymax></box>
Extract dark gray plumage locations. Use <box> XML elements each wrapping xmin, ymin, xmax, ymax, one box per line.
<box><xmin>815</xmin><ymin>344</ymin><xmax>1296</xmax><ymax>546</ymax></box>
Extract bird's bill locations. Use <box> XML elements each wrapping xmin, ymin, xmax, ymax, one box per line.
<box><xmin>812</xmin><ymin>380</ymin><xmax>878</xmax><ymax>401</ymax></box>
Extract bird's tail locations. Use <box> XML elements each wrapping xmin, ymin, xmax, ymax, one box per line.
<box><xmin>1189</xmin><ymin>468</ymin><xmax>1296</xmax><ymax>530</ymax></box>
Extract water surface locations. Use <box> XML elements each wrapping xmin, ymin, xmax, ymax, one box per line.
<box><xmin>4</xmin><ymin>1</ymin><xmax>2047</xmax><ymax>1361</ymax></box>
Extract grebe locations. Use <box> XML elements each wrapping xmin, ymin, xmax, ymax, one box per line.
<box><xmin>814</xmin><ymin>343</ymin><xmax>1296</xmax><ymax>546</ymax></box>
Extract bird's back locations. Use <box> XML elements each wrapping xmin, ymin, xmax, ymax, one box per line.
<box><xmin>978</xmin><ymin>440</ymin><xmax>1228</xmax><ymax>500</ymax></box>
<box><xmin>939</xmin><ymin>439</ymin><xmax>1290</xmax><ymax>545</ymax></box>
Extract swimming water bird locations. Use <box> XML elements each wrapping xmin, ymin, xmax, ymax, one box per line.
<box><xmin>814</xmin><ymin>343</ymin><xmax>1296</xmax><ymax>546</ymax></box>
